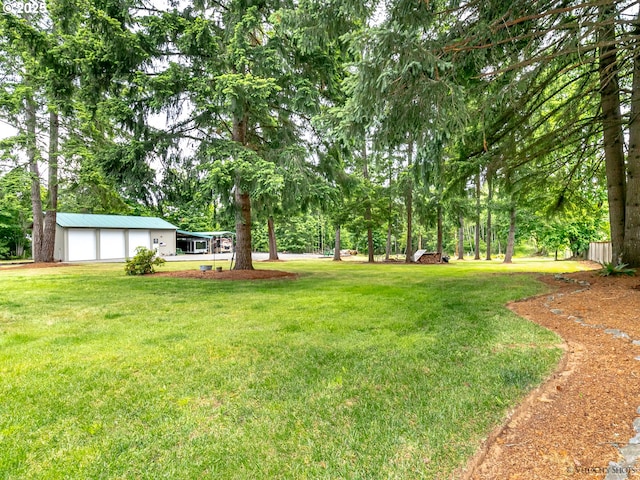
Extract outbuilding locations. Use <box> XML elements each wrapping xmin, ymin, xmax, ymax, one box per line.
<box><xmin>54</xmin><ymin>213</ymin><xmax>178</xmax><ymax>262</ymax></box>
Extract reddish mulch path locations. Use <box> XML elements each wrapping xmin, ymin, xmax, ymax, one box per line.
<box><xmin>153</xmin><ymin>268</ymin><xmax>298</xmax><ymax>281</ymax></box>
<box><xmin>0</xmin><ymin>262</ymin><xmax>297</xmax><ymax>281</ymax></box>
<box><xmin>0</xmin><ymin>262</ymin><xmax>74</xmax><ymax>270</ymax></box>
<box><xmin>464</xmin><ymin>270</ymin><xmax>640</xmax><ymax>479</ymax></box>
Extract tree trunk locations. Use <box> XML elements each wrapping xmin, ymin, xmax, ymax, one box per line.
<box><xmin>365</xmin><ymin>205</ymin><xmax>374</xmax><ymax>261</ymax></box>
<box><xmin>318</xmin><ymin>214</ymin><xmax>324</xmax><ymax>254</ymax></box>
<box><xmin>232</xmin><ymin>112</ymin><xmax>253</xmax><ymax>270</ymax></box>
<box><xmin>474</xmin><ymin>170</ymin><xmax>481</xmax><ymax>260</ymax></box>
<box><xmin>405</xmin><ymin>142</ymin><xmax>414</xmax><ymax>263</ymax></box>
<box><xmin>405</xmin><ymin>182</ymin><xmax>413</xmax><ymax>263</ymax></box>
<box><xmin>485</xmin><ymin>168</ymin><xmax>492</xmax><ymax>261</ymax></box>
<box><xmin>333</xmin><ymin>225</ymin><xmax>341</xmax><ymax>261</ymax></box>
<box><xmin>385</xmin><ymin>174</ymin><xmax>393</xmax><ymax>261</ymax></box>
<box><xmin>26</xmin><ymin>95</ymin><xmax>44</xmax><ymax>263</ymax></box>
<box><xmin>457</xmin><ymin>214</ymin><xmax>464</xmax><ymax>260</ymax></box>
<box><xmin>503</xmin><ymin>203</ymin><xmax>516</xmax><ymax>264</ymax></box>
<box><xmin>362</xmin><ymin>144</ymin><xmax>375</xmax><ymax>263</ymax></box>
<box><xmin>623</xmin><ymin>9</ymin><xmax>640</xmax><ymax>266</ymax></box>
<box><xmin>267</xmin><ymin>216</ymin><xmax>279</xmax><ymax>261</ymax></box>
<box><xmin>16</xmin><ymin>210</ymin><xmax>28</xmax><ymax>258</ymax></box>
<box><xmin>385</xmin><ymin>222</ymin><xmax>392</xmax><ymax>261</ymax></box>
<box><xmin>436</xmin><ymin>203</ymin><xmax>443</xmax><ymax>258</ymax></box>
<box><xmin>599</xmin><ymin>3</ymin><xmax>627</xmax><ymax>264</ymax></box>
<box><xmin>42</xmin><ymin>110</ymin><xmax>59</xmax><ymax>263</ymax></box>
<box><xmin>234</xmin><ymin>190</ymin><xmax>253</xmax><ymax>270</ymax></box>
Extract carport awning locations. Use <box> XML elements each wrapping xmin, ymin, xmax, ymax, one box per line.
<box><xmin>177</xmin><ymin>230</ymin><xmax>212</xmax><ymax>239</ymax></box>
<box><xmin>197</xmin><ymin>231</ymin><xmax>235</xmax><ymax>236</ymax></box>
<box><xmin>177</xmin><ymin>230</ymin><xmax>235</xmax><ymax>239</ymax></box>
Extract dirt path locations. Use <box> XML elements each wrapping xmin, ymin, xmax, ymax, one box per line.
<box><xmin>464</xmin><ymin>271</ymin><xmax>640</xmax><ymax>479</ymax></box>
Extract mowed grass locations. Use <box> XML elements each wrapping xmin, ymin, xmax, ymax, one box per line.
<box><xmin>0</xmin><ymin>258</ymin><xmax>591</xmax><ymax>479</ymax></box>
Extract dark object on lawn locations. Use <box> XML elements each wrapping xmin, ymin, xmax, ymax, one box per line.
<box><xmin>413</xmin><ymin>250</ymin><xmax>448</xmax><ymax>264</ymax></box>
<box><xmin>442</xmin><ymin>255</ymin><xmax>450</xmax><ymax>263</ymax></box>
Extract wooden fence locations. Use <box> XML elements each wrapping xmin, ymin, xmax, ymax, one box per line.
<box><xmin>587</xmin><ymin>242</ymin><xmax>612</xmax><ymax>265</ymax></box>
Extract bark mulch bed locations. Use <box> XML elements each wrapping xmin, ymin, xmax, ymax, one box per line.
<box><xmin>153</xmin><ymin>268</ymin><xmax>297</xmax><ymax>281</ymax></box>
<box><xmin>0</xmin><ymin>262</ymin><xmax>73</xmax><ymax>269</ymax></box>
<box><xmin>463</xmin><ymin>269</ymin><xmax>640</xmax><ymax>480</ymax></box>
<box><xmin>0</xmin><ymin>262</ymin><xmax>297</xmax><ymax>281</ymax></box>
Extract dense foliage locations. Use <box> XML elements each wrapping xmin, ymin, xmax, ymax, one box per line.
<box><xmin>124</xmin><ymin>247</ymin><xmax>166</xmax><ymax>276</ymax></box>
<box><xmin>2</xmin><ymin>0</ymin><xmax>635</xmax><ymax>264</ymax></box>
<box><xmin>0</xmin><ymin>168</ymin><xmax>31</xmax><ymax>258</ymax></box>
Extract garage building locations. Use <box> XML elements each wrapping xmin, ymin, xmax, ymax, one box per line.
<box><xmin>54</xmin><ymin>213</ymin><xmax>178</xmax><ymax>262</ymax></box>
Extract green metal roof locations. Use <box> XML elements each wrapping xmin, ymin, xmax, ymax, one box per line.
<box><xmin>56</xmin><ymin>213</ymin><xmax>178</xmax><ymax>230</ymax></box>
<box><xmin>177</xmin><ymin>230</ymin><xmax>211</xmax><ymax>239</ymax></box>
<box><xmin>195</xmin><ymin>231</ymin><xmax>235</xmax><ymax>236</ymax></box>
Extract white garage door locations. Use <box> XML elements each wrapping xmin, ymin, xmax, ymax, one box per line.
<box><xmin>68</xmin><ymin>229</ymin><xmax>97</xmax><ymax>261</ymax></box>
<box><xmin>100</xmin><ymin>229</ymin><xmax>126</xmax><ymax>260</ymax></box>
<box><xmin>128</xmin><ymin>230</ymin><xmax>150</xmax><ymax>257</ymax></box>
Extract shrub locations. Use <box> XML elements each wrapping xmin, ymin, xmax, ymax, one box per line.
<box><xmin>598</xmin><ymin>262</ymin><xmax>636</xmax><ymax>277</ymax></box>
<box><xmin>125</xmin><ymin>247</ymin><xmax>166</xmax><ymax>275</ymax></box>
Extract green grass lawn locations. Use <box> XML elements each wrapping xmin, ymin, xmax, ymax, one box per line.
<box><xmin>0</xmin><ymin>258</ymin><xmax>591</xmax><ymax>479</ymax></box>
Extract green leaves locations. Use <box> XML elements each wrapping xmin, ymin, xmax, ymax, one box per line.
<box><xmin>213</xmin><ymin>73</ymin><xmax>281</xmax><ymax>119</ymax></box>
<box><xmin>598</xmin><ymin>262</ymin><xmax>636</xmax><ymax>277</ymax></box>
<box><xmin>124</xmin><ymin>247</ymin><xmax>166</xmax><ymax>275</ymax></box>
<box><xmin>0</xmin><ymin>168</ymin><xmax>32</xmax><ymax>259</ymax></box>
<box><xmin>206</xmin><ymin>146</ymin><xmax>284</xmax><ymax>206</ymax></box>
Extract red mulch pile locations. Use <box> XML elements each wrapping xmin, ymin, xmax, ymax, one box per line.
<box><xmin>0</xmin><ymin>262</ymin><xmax>73</xmax><ymax>270</ymax></box>
<box><xmin>153</xmin><ymin>268</ymin><xmax>297</xmax><ymax>281</ymax></box>
<box><xmin>0</xmin><ymin>262</ymin><xmax>296</xmax><ymax>281</ymax></box>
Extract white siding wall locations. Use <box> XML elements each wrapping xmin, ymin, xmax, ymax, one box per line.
<box><xmin>100</xmin><ymin>229</ymin><xmax>126</xmax><ymax>259</ymax></box>
<box><xmin>60</xmin><ymin>226</ymin><xmax>175</xmax><ymax>261</ymax></box>
<box><xmin>151</xmin><ymin>230</ymin><xmax>176</xmax><ymax>256</ymax></box>
<box><xmin>127</xmin><ymin>230</ymin><xmax>150</xmax><ymax>257</ymax></box>
<box><xmin>54</xmin><ymin>225</ymin><xmax>65</xmax><ymax>261</ymax></box>
<box><xmin>68</xmin><ymin>229</ymin><xmax>97</xmax><ymax>261</ymax></box>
